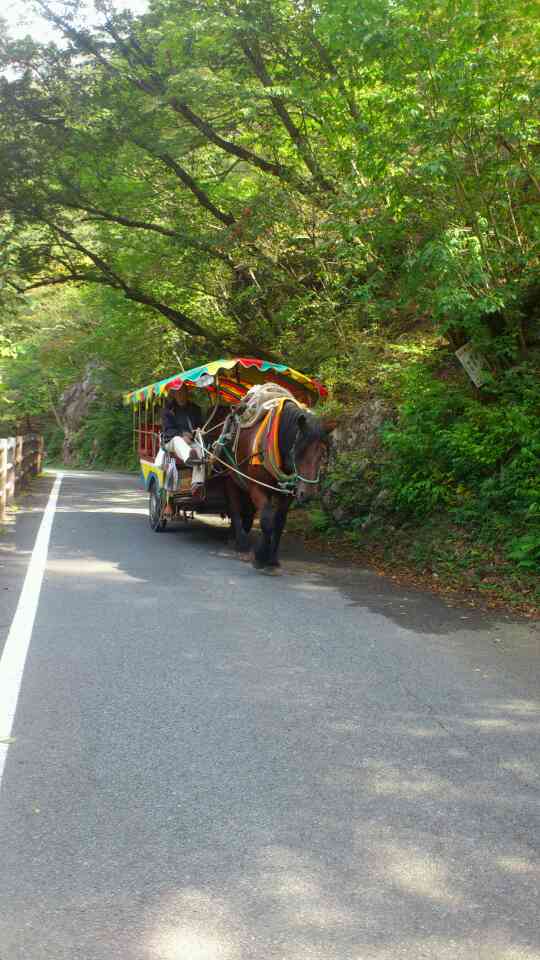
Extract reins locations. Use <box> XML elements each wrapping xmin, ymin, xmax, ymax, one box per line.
<box><xmin>200</xmin><ymin>399</ymin><xmax>323</xmax><ymax>495</ymax></box>
<box><xmin>199</xmin><ymin>437</ymin><xmax>294</xmax><ymax>496</ymax></box>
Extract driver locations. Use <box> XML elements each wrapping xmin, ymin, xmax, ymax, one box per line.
<box><xmin>161</xmin><ymin>387</ymin><xmax>205</xmax><ymax>494</ymax></box>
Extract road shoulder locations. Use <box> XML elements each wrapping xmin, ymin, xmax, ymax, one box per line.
<box><xmin>0</xmin><ymin>473</ymin><xmax>56</xmax><ymax>660</ymax></box>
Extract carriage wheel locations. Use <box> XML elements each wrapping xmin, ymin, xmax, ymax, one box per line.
<box><xmin>149</xmin><ymin>481</ymin><xmax>167</xmax><ymax>532</ymax></box>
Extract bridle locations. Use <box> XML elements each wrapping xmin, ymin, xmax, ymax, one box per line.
<box><xmin>275</xmin><ymin>425</ymin><xmax>326</xmax><ymax>492</ymax></box>
<box><xmin>202</xmin><ymin>405</ymin><xmax>327</xmax><ymax>496</ymax></box>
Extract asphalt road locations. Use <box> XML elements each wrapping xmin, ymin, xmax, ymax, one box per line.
<box><xmin>0</xmin><ymin>469</ymin><xmax>539</xmax><ymax>960</ymax></box>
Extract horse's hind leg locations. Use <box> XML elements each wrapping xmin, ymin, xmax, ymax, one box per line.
<box><xmin>254</xmin><ymin>498</ymin><xmax>274</xmax><ymax>568</ymax></box>
<box><xmin>268</xmin><ymin>502</ymin><xmax>289</xmax><ymax>567</ymax></box>
<box><xmin>241</xmin><ymin>494</ymin><xmax>255</xmax><ymax>534</ymax></box>
<box><xmin>230</xmin><ymin>511</ymin><xmax>250</xmax><ymax>552</ymax></box>
<box><xmin>226</xmin><ymin>480</ymin><xmax>250</xmax><ymax>553</ymax></box>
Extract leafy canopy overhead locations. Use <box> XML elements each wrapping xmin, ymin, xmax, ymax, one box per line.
<box><xmin>0</xmin><ymin>0</ymin><xmax>538</xmax><ymax>368</ymax></box>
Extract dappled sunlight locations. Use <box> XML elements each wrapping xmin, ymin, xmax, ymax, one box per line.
<box><xmin>354</xmin><ymin>935</ymin><xmax>540</xmax><ymax>960</ymax></box>
<box><xmin>56</xmin><ymin>492</ymin><xmax>146</xmax><ymax>517</ymax></box>
<box><xmin>361</xmin><ymin>759</ymin><xmax>463</xmax><ymax>801</ymax></box>
<box><xmin>497</xmin><ymin>856</ymin><xmax>540</xmax><ymax>876</ymax></box>
<box><xmin>463</xmin><ymin>716</ymin><xmax>540</xmax><ymax>733</ymax></box>
<box><xmin>328</xmin><ymin>717</ymin><xmax>364</xmax><ymax>734</ymax></box>
<box><xmin>396</xmin><ymin>723</ymin><xmax>449</xmax><ymax>739</ymax></box>
<box><xmin>499</xmin><ymin>759</ymin><xmax>539</xmax><ymax>782</ymax></box>
<box><xmin>373</xmin><ymin>841</ymin><xmax>463</xmax><ymax>905</ymax></box>
<box><xmin>143</xmin><ymin>852</ymin><xmax>357</xmax><ymax>960</ymax></box>
<box><xmin>255</xmin><ymin>845</ymin><xmax>354</xmax><ymax>929</ymax></box>
<box><xmin>46</xmin><ymin>469</ymin><xmax>135</xmax><ymax>481</ymax></box>
<box><xmin>76</xmin><ymin>506</ymin><xmax>148</xmax><ymax>516</ymax></box>
<box><xmin>5</xmin><ymin>471</ymin><xmax>537</xmax><ymax>960</ymax></box>
<box><xmin>491</xmin><ymin>699</ymin><xmax>540</xmax><ymax>716</ymax></box>
<box><xmin>140</xmin><ymin>830</ymin><xmax>540</xmax><ymax>960</ymax></box>
<box><xmin>46</xmin><ymin>557</ymin><xmax>145</xmax><ymax>583</ymax></box>
<box><xmin>461</xmin><ymin>699</ymin><xmax>540</xmax><ymax>735</ymax></box>
<box><xmin>145</xmin><ymin>889</ymin><xmax>243</xmax><ymax>960</ymax></box>
<box><xmin>498</xmin><ymin>949</ymin><xmax>540</xmax><ymax>960</ymax></box>
<box><xmin>287</xmin><ymin>580</ymin><xmax>335</xmax><ymax>593</ymax></box>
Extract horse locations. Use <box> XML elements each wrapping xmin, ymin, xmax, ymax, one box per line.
<box><xmin>221</xmin><ymin>399</ymin><xmax>335</xmax><ymax>570</ymax></box>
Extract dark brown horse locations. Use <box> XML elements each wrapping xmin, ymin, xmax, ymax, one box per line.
<box><xmin>222</xmin><ymin>400</ymin><xmax>335</xmax><ymax>570</ymax></box>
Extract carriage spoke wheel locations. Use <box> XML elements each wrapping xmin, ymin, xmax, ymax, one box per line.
<box><xmin>149</xmin><ymin>483</ymin><xmax>167</xmax><ymax>531</ymax></box>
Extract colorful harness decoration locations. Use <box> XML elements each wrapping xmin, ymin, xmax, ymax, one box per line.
<box><xmin>251</xmin><ymin>398</ymin><xmax>303</xmax><ymax>488</ymax></box>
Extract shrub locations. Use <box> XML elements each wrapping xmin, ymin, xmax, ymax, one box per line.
<box><xmin>508</xmin><ymin>532</ymin><xmax>540</xmax><ymax>571</ymax></box>
<box><xmin>73</xmin><ymin>399</ymin><xmax>138</xmax><ymax>470</ymax></box>
<box><xmin>42</xmin><ymin>424</ymin><xmax>64</xmax><ymax>464</ymax></box>
<box><xmin>319</xmin><ymin>356</ymin><xmax>540</xmax><ymax>576</ymax></box>
<box><xmin>376</xmin><ymin>360</ymin><xmax>540</xmax><ymax>572</ymax></box>
<box><xmin>381</xmin><ymin>362</ymin><xmax>540</xmax><ymax>528</ymax></box>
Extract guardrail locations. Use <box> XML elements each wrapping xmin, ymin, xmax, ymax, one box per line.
<box><xmin>0</xmin><ymin>435</ymin><xmax>44</xmax><ymax>522</ymax></box>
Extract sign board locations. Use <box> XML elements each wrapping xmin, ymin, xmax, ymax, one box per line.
<box><xmin>455</xmin><ymin>342</ymin><xmax>491</xmax><ymax>388</ymax></box>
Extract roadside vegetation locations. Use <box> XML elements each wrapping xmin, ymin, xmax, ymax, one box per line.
<box><xmin>300</xmin><ymin>348</ymin><xmax>540</xmax><ymax>612</ymax></box>
<box><xmin>0</xmin><ymin>0</ymin><xmax>538</xmax><ymax>606</ymax></box>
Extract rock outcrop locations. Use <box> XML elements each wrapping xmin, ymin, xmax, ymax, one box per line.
<box><xmin>331</xmin><ymin>398</ymin><xmax>394</xmax><ymax>455</ymax></box>
<box><xmin>58</xmin><ymin>362</ymin><xmax>100</xmax><ymax>464</ymax></box>
<box><xmin>323</xmin><ymin>397</ymin><xmax>396</xmax><ymax>529</ymax></box>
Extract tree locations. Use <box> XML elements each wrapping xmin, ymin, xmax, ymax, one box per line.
<box><xmin>0</xmin><ymin>0</ymin><xmax>537</xmax><ymax>369</ymax></box>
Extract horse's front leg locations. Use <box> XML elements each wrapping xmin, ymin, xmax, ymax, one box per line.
<box><xmin>268</xmin><ymin>499</ymin><xmax>290</xmax><ymax>567</ymax></box>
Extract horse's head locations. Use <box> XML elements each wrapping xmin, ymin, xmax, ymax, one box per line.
<box><xmin>280</xmin><ymin>405</ymin><xmax>336</xmax><ymax>504</ymax></box>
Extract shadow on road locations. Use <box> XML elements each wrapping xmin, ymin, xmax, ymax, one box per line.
<box><xmin>48</xmin><ymin>470</ymin><xmax>536</xmax><ymax>636</ymax></box>
<box><xmin>3</xmin><ymin>470</ymin><xmax>539</xmax><ymax>959</ymax></box>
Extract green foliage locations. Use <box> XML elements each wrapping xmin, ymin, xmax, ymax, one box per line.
<box><xmin>0</xmin><ymin>0</ymin><xmax>538</xmax><ymax>365</ymax></box>
<box><xmin>72</xmin><ymin>401</ymin><xmax>138</xmax><ymax>470</ymax></box>
<box><xmin>316</xmin><ymin>354</ymin><xmax>540</xmax><ymax>583</ymax></box>
<box><xmin>42</xmin><ymin>424</ymin><xmax>63</xmax><ymax>463</ymax></box>
<box><xmin>306</xmin><ymin>505</ymin><xmax>334</xmax><ymax>535</ymax></box>
<box><xmin>508</xmin><ymin>532</ymin><xmax>540</xmax><ymax>571</ymax></box>
<box><xmin>318</xmin><ymin>451</ymin><xmax>384</xmax><ymax>544</ymax></box>
<box><xmin>372</xmin><ymin>361</ymin><xmax>540</xmax><ymax>573</ymax></box>
<box><xmin>381</xmin><ymin>363</ymin><xmax>540</xmax><ymax>530</ymax></box>
<box><xmin>1</xmin><ymin>0</ymin><xmax>538</xmax><ymax>595</ymax></box>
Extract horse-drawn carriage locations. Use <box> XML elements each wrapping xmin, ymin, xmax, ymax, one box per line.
<box><xmin>124</xmin><ymin>357</ymin><xmax>332</xmax><ymax>569</ymax></box>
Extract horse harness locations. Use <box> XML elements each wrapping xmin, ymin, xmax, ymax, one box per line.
<box><xmin>208</xmin><ymin>397</ymin><xmax>320</xmax><ymax>494</ymax></box>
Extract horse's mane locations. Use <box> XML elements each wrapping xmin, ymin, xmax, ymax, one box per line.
<box><xmin>278</xmin><ymin>400</ymin><xmax>326</xmax><ymax>472</ymax></box>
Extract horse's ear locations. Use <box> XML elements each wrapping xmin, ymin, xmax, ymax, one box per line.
<box><xmin>322</xmin><ymin>418</ymin><xmax>338</xmax><ymax>436</ymax></box>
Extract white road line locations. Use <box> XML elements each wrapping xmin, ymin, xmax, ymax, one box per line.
<box><xmin>0</xmin><ymin>472</ymin><xmax>63</xmax><ymax>792</ymax></box>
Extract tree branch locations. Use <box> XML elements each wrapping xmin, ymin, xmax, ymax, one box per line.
<box><xmin>168</xmin><ymin>96</ymin><xmax>284</xmax><ymax>178</ymax></box>
<box><xmin>24</xmin><ymin>272</ymin><xmax>111</xmax><ymax>290</ymax></box>
<box><xmin>132</xmin><ymin>140</ymin><xmax>236</xmax><ymax>227</ymax></box>
<box><xmin>40</xmin><ymin>223</ymin><xmax>222</xmax><ymax>343</ymax></box>
<box><xmin>57</xmin><ymin>190</ymin><xmax>234</xmax><ymax>266</ymax></box>
<box><xmin>36</xmin><ymin>1</ymin><xmax>320</xmax><ymax>200</ymax></box>
<box><xmin>239</xmin><ymin>36</ymin><xmax>335</xmax><ymax>193</ymax></box>
<box><xmin>307</xmin><ymin>30</ymin><xmax>360</xmax><ymax>123</ymax></box>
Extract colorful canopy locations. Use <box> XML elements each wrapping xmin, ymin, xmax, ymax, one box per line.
<box><xmin>124</xmin><ymin>357</ymin><xmax>327</xmax><ymax>407</ymax></box>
